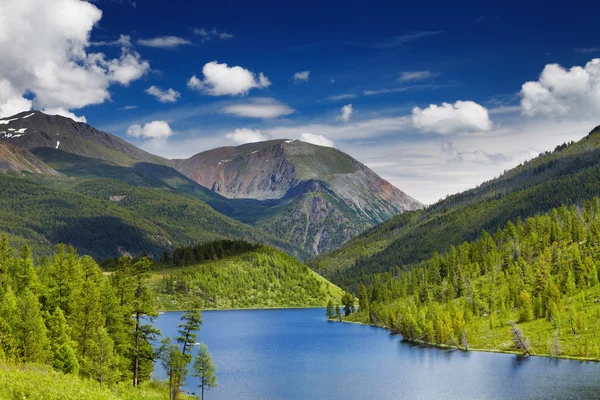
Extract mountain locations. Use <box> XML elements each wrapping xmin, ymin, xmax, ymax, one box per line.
<box><xmin>0</xmin><ymin>141</ymin><xmax>59</xmax><ymax>175</ymax></box>
<box><xmin>174</xmin><ymin>139</ymin><xmax>422</xmax><ymax>254</ymax></box>
<box><xmin>0</xmin><ymin>110</ymin><xmax>421</xmax><ymax>259</ymax></box>
<box><xmin>0</xmin><ymin>111</ymin><xmax>169</xmax><ymax>166</ymax></box>
<box><xmin>311</xmin><ymin>124</ymin><xmax>600</xmax><ymax>290</ymax></box>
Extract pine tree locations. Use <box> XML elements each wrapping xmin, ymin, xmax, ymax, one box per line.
<box><xmin>342</xmin><ymin>292</ymin><xmax>354</xmax><ymax>316</ymax></box>
<box><xmin>159</xmin><ymin>338</ymin><xmax>188</xmax><ymax>400</ymax></box>
<box><xmin>46</xmin><ymin>306</ymin><xmax>78</xmax><ymax>374</ymax></box>
<box><xmin>358</xmin><ymin>284</ymin><xmax>368</xmax><ymax>314</ymax></box>
<box><xmin>15</xmin><ymin>288</ymin><xmax>49</xmax><ymax>363</ymax></box>
<box><xmin>192</xmin><ymin>342</ymin><xmax>217</xmax><ymax>400</ymax></box>
<box><xmin>130</xmin><ymin>257</ymin><xmax>160</xmax><ymax>386</ymax></box>
<box><xmin>326</xmin><ymin>300</ymin><xmax>335</xmax><ymax>320</ymax></box>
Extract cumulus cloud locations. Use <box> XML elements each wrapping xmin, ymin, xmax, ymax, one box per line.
<box><xmin>226</xmin><ymin>128</ymin><xmax>271</xmax><ymax>144</ymax></box>
<box><xmin>299</xmin><ymin>133</ymin><xmax>334</xmax><ymax>148</ymax></box>
<box><xmin>222</xmin><ymin>98</ymin><xmax>294</xmax><ymax>119</ymax></box>
<box><xmin>399</xmin><ymin>70</ymin><xmax>439</xmax><ymax>82</ymax></box>
<box><xmin>520</xmin><ymin>58</ymin><xmax>600</xmax><ymax>117</ymax></box>
<box><xmin>0</xmin><ymin>0</ymin><xmax>150</xmax><ymax>118</ymax></box>
<box><xmin>127</xmin><ymin>121</ymin><xmax>173</xmax><ymax>139</ymax></box>
<box><xmin>42</xmin><ymin>108</ymin><xmax>87</xmax><ymax>123</ymax></box>
<box><xmin>187</xmin><ymin>61</ymin><xmax>271</xmax><ymax>96</ymax></box>
<box><xmin>137</xmin><ymin>36</ymin><xmax>191</xmax><ymax>48</ymax></box>
<box><xmin>412</xmin><ymin>101</ymin><xmax>492</xmax><ymax>134</ymax></box>
<box><xmin>441</xmin><ymin>142</ymin><xmax>507</xmax><ymax>164</ymax></box>
<box><xmin>337</xmin><ymin>104</ymin><xmax>353</xmax><ymax>122</ymax></box>
<box><xmin>293</xmin><ymin>71</ymin><xmax>310</xmax><ymax>83</ymax></box>
<box><xmin>193</xmin><ymin>28</ymin><xmax>234</xmax><ymax>41</ymax></box>
<box><xmin>145</xmin><ymin>86</ymin><xmax>181</xmax><ymax>103</ymax></box>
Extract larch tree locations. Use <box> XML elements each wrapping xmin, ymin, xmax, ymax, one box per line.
<box><xmin>192</xmin><ymin>342</ymin><xmax>217</xmax><ymax>400</ymax></box>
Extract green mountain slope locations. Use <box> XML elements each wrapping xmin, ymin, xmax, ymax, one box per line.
<box><xmin>0</xmin><ymin>173</ymin><xmax>304</xmax><ymax>260</ymax></box>
<box><xmin>150</xmin><ymin>240</ymin><xmax>345</xmax><ymax>310</ymax></box>
<box><xmin>344</xmin><ymin>198</ymin><xmax>600</xmax><ymax>361</ymax></box>
<box><xmin>311</xmin><ymin>124</ymin><xmax>600</xmax><ymax>289</ymax></box>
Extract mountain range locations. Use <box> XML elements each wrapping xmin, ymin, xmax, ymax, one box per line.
<box><xmin>310</xmin><ymin>124</ymin><xmax>600</xmax><ymax>289</ymax></box>
<box><xmin>0</xmin><ymin>110</ymin><xmax>419</xmax><ymax>259</ymax></box>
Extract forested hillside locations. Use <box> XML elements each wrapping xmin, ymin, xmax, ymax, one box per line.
<box><xmin>0</xmin><ymin>173</ymin><xmax>304</xmax><ymax>259</ymax></box>
<box><xmin>343</xmin><ymin>198</ymin><xmax>600</xmax><ymax>360</ymax></box>
<box><xmin>148</xmin><ymin>240</ymin><xmax>344</xmax><ymax>310</ymax></box>
<box><xmin>311</xmin><ymin>125</ymin><xmax>600</xmax><ymax>290</ymax></box>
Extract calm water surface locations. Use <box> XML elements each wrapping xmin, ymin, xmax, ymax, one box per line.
<box><xmin>153</xmin><ymin>308</ymin><xmax>600</xmax><ymax>400</ymax></box>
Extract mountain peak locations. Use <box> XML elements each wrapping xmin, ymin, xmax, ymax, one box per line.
<box><xmin>173</xmin><ymin>139</ymin><xmax>422</xmax><ymax>254</ymax></box>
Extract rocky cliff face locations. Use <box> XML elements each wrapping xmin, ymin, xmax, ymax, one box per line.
<box><xmin>174</xmin><ymin>139</ymin><xmax>423</xmax><ymax>254</ymax></box>
<box><xmin>0</xmin><ymin>141</ymin><xmax>59</xmax><ymax>175</ymax></box>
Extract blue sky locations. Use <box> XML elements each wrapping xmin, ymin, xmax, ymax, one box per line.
<box><xmin>1</xmin><ymin>0</ymin><xmax>600</xmax><ymax>203</ymax></box>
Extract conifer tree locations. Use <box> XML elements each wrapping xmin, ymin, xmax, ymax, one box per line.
<box><xmin>192</xmin><ymin>342</ymin><xmax>217</xmax><ymax>400</ymax></box>
<box><xmin>15</xmin><ymin>288</ymin><xmax>49</xmax><ymax>363</ymax></box>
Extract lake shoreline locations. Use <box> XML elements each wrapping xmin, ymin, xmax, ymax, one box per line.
<box><xmin>335</xmin><ymin>319</ymin><xmax>600</xmax><ymax>363</ymax></box>
<box><xmin>158</xmin><ymin>305</ymin><xmax>329</xmax><ymax>313</ymax></box>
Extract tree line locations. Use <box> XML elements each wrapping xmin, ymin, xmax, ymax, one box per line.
<box><xmin>346</xmin><ymin>198</ymin><xmax>600</xmax><ymax>358</ymax></box>
<box><xmin>0</xmin><ymin>237</ymin><xmax>216</xmax><ymax>399</ymax></box>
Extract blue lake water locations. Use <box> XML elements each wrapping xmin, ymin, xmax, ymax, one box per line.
<box><xmin>153</xmin><ymin>308</ymin><xmax>600</xmax><ymax>400</ymax></box>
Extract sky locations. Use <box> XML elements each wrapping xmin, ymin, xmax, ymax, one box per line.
<box><xmin>1</xmin><ymin>0</ymin><xmax>599</xmax><ymax>204</ymax></box>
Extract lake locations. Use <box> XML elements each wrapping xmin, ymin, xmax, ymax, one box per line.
<box><xmin>153</xmin><ymin>308</ymin><xmax>600</xmax><ymax>400</ymax></box>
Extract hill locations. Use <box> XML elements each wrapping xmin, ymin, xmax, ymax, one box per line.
<box><xmin>343</xmin><ymin>198</ymin><xmax>600</xmax><ymax>361</ymax></box>
<box><xmin>174</xmin><ymin>139</ymin><xmax>422</xmax><ymax>254</ymax></box>
<box><xmin>311</xmin><ymin>124</ymin><xmax>600</xmax><ymax>290</ymax></box>
<box><xmin>149</xmin><ymin>240</ymin><xmax>345</xmax><ymax>311</ymax></box>
<box><xmin>0</xmin><ymin>173</ymin><xmax>304</xmax><ymax>260</ymax></box>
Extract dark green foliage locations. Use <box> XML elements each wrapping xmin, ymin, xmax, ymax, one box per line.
<box><xmin>342</xmin><ymin>292</ymin><xmax>354</xmax><ymax>316</ymax></box>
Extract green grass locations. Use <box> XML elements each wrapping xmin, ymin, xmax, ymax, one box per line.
<box><xmin>0</xmin><ymin>363</ymin><xmax>177</xmax><ymax>400</ymax></box>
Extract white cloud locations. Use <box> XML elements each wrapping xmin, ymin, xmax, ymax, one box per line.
<box><xmin>145</xmin><ymin>86</ymin><xmax>181</xmax><ymax>103</ymax></box>
<box><xmin>193</xmin><ymin>28</ymin><xmax>234</xmax><ymax>41</ymax></box>
<box><xmin>226</xmin><ymin>128</ymin><xmax>271</xmax><ymax>145</ymax></box>
<box><xmin>293</xmin><ymin>71</ymin><xmax>310</xmax><ymax>83</ymax></box>
<box><xmin>42</xmin><ymin>108</ymin><xmax>87</xmax><ymax>123</ymax></box>
<box><xmin>222</xmin><ymin>98</ymin><xmax>294</xmax><ymax>119</ymax></box>
<box><xmin>137</xmin><ymin>36</ymin><xmax>191</xmax><ymax>48</ymax></box>
<box><xmin>441</xmin><ymin>142</ymin><xmax>507</xmax><ymax>164</ymax></box>
<box><xmin>337</xmin><ymin>104</ymin><xmax>353</xmax><ymax>122</ymax></box>
<box><xmin>399</xmin><ymin>70</ymin><xmax>439</xmax><ymax>82</ymax></box>
<box><xmin>90</xmin><ymin>34</ymin><xmax>132</xmax><ymax>47</ymax></box>
<box><xmin>119</xmin><ymin>105</ymin><xmax>138</xmax><ymax>110</ymax></box>
<box><xmin>520</xmin><ymin>58</ymin><xmax>600</xmax><ymax>117</ymax></box>
<box><xmin>0</xmin><ymin>0</ymin><xmax>150</xmax><ymax>118</ymax></box>
<box><xmin>412</xmin><ymin>101</ymin><xmax>493</xmax><ymax>134</ymax></box>
<box><xmin>127</xmin><ymin>121</ymin><xmax>173</xmax><ymax>139</ymax></box>
<box><xmin>328</xmin><ymin>93</ymin><xmax>356</xmax><ymax>101</ymax></box>
<box><xmin>299</xmin><ymin>133</ymin><xmax>334</xmax><ymax>148</ymax></box>
<box><xmin>187</xmin><ymin>61</ymin><xmax>271</xmax><ymax>96</ymax></box>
